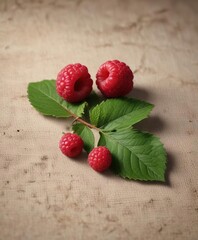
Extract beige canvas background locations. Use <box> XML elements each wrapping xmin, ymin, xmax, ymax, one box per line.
<box><xmin>0</xmin><ymin>0</ymin><xmax>198</xmax><ymax>239</ymax></box>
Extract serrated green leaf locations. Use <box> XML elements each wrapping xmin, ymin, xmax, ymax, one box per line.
<box><xmin>98</xmin><ymin>129</ymin><xmax>166</xmax><ymax>181</ymax></box>
<box><xmin>28</xmin><ymin>80</ymin><xmax>86</xmax><ymax>118</ymax></box>
<box><xmin>90</xmin><ymin>98</ymin><xmax>154</xmax><ymax>131</ymax></box>
<box><xmin>72</xmin><ymin>123</ymin><xmax>94</xmax><ymax>153</ymax></box>
<box><xmin>83</xmin><ymin>91</ymin><xmax>103</xmax><ymax>122</ymax></box>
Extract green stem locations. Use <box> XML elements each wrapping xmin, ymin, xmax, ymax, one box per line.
<box><xmin>67</xmin><ymin>109</ymin><xmax>100</xmax><ymax>131</ymax></box>
<box><xmin>76</xmin><ymin>117</ymin><xmax>100</xmax><ymax>131</ymax></box>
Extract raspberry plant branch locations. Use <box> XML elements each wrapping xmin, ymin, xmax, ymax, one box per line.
<box><xmin>74</xmin><ymin>118</ymin><xmax>100</xmax><ymax>131</ymax></box>
<box><xmin>28</xmin><ymin>79</ymin><xmax>167</xmax><ymax>182</ymax></box>
<box><xmin>67</xmin><ymin>110</ymin><xmax>100</xmax><ymax>131</ymax></box>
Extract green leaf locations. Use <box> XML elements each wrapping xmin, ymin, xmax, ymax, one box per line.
<box><xmin>98</xmin><ymin>129</ymin><xmax>166</xmax><ymax>181</ymax></box>
<box><xmin>90</xmin><ymin>98</ymin><xmax>154</xmax><ymax>131</ymax></box>
<box><xmin>28</xmin><ymin>80</ymin><xmax>86</xmax><ymax>118</ymax></box>
<box><xmin>72</xmin><ymin>123</ymin><xmax>94</xmax><ymax>153</ymax></box>
<box><xmin>83</xmin><ymin>91</ymin><xmax>103</xmax><ymax>122</ymax></box>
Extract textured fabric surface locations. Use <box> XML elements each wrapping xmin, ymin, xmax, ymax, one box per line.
<box><xmin>0</xmin><ymin>0</ymin><xmax>198</xmax><ymax>239</ymax></box>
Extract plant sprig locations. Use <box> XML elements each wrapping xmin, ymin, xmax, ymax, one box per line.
<box><xmin>28</xmin><ymin>80</ymin><xmax>167</xmax><ymax>182</ymax></box>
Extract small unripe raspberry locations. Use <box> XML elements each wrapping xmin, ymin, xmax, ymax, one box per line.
<box><xmin>59</xmin><ymin>133</ymin><xmax>83</xmax><ymax>158</ymax></box>
<box><xmin>96</xmin><ymin>60</ymin><xmax>134</xmax><ymax>98</ymax></box>
<box><xmin>56</xmin><ymin>63</ymin><xmax>93</xmax><ymax>103</ymax></box>
<box><xmin>88</xmin><ymin>146</ymin><xmax>112</xmax><ymax>172</ymax></box>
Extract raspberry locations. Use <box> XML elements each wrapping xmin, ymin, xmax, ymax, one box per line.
<box><xmin>56</xmin><ymin>63</ymin><xmax>93</xmax><ymax>103</ymax></box>
<box><xmin>96</xmin><ymin>60</ymin><xmax>134</xmax><ymax>98</ymax></box>
<box><xmin>59</xmin><ymin>133</ymin><xmax>83</xmax><ymax>158</ymax></box>
<box><xmin>88</xmin><ymin>146</ymin><xmax>112</xmax><ymax>172</ymax></box>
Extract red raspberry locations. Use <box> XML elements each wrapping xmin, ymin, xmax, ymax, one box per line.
<box><xmin>56</xmin><ymin>63</ymin><xmax>93</xmax><ymax>103</ymax></box>
<box><xmin>59</xmin><ymin>133</ymin><xmax>83</xmax><ymax>158</ymax></box>
<box><xmin>96</xmin><ymin>60</ymin><xmax>134</xmax><ymax>98</ymax></box>
<box><xmin>88</xmin><ymin>146</ymin><xmax>112</xmax><ymax>172</ymax></box>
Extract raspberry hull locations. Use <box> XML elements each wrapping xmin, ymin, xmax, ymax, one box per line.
<box><xmin>59</xmin><ymin>133</ymin><xmax>83</xmax><ymax>158</ymax></box>
<box><xmin>56</xmin><ymin>63</ymin><xmax>93</xmax><ymax>103</ymax></box>
<box><xmin>88</xmin><ymin>146</ymin><xmax>112</xmax><ymax>172</ymax></box>
<box><xmin>96</xmin><ymin>60</ymin><xmax>134</xmax><ymax>98</ymax></box>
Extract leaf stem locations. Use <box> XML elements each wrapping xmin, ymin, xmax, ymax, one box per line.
<box><xmin>66</xmin><ymin>109</ymin><xmax>100</xmax><ymax>131</ymax></box>
<box><xmin>76</xmin><ymin>117</ymin><xmax>100</xmax><ymax>131</ymax></box>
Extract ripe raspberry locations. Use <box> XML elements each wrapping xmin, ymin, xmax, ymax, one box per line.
<box><xmin>56</xmin><ymin>63</ymin><xmax>93</xmax><ymax>103</ymax></box>
<box><xmin>96</xmin><ymin>60</ymin><xmax>134</xmax><ymax>98</ymax></box>
<box><xmin>88</xmin><ymin>146</ymin><xmax>112</xmax><ymax>172</ymax></box>
<box><xmin>59</xmin><ymin>133</ymin><xmax>83</xmax><ymax>158</ymax></box>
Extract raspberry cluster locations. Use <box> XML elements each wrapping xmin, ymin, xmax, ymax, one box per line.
<box><xmin>57</xmin><ymin>60</ymin><xmax>134</xmax><ymax>172</ymax></box>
